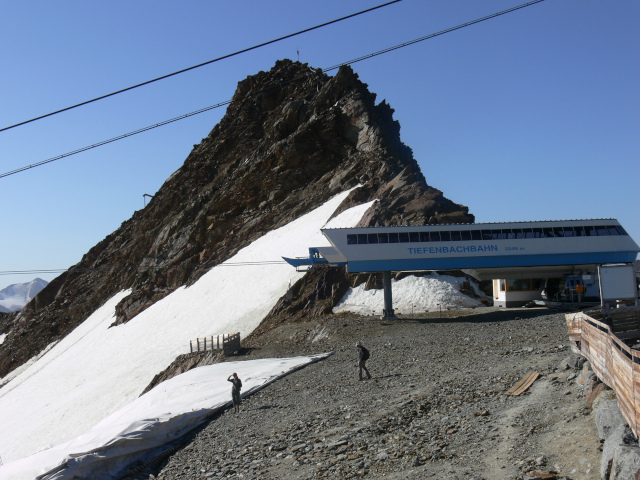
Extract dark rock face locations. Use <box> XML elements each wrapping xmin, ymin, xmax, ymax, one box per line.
<box><xmin>0</xmin><ymin>60</ymin><xmax>472</xmax><ymax>378</ymax></box>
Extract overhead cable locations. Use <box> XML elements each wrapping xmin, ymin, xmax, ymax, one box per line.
<box><xmin>0</xmin><ymin>0</ymin><xmax>401</xmax><ymax>133</ymax></box>
<box><xmin>0</xmin><ymin>0</ymin><xmax>546</xmax><ymax>180</ymax></box>
<box><xmin>323</xmin><ymin>0</ymin><xmax>546</xmax><ymax>71</ymax></box>
<box><xmin>0</xmin><ymin>260</ymin><xmax>289</xmax><ymax>276</ymax></box>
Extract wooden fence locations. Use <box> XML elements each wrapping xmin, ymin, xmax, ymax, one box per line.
<box><xmin>189</xmin><ymin>332</ymin><xmax>240</xmax><ymax>357</ymax></box>
<box><xmin>566</xmin><ymin>308</ymin><xmax>640</xmax><ymax>437</ymax></box>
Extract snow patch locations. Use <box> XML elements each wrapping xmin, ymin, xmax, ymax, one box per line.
<box><xmin>333</xmin><ymin>274</ymin><xmax>482</xmax><ymax>315</ymax></box>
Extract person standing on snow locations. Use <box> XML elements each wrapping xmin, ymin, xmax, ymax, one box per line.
<box><xmin>356</xmin><ymin>342</ymin><xmax>372</xmax><ymax>380</ymax></box>
<box><xmin>227</xmin><ymin>372</ymin><xmax>242</xmax><ymax>413</ymax></box>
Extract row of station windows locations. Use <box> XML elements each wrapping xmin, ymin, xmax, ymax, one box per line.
<box><xmin>346</xmin><ymin>225</ymin><xmax>628</xmax><ymax>245</ymax></box>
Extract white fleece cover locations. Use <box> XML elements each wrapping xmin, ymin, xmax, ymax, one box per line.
<box><xmin>1</xmin><ymin>354</ymin><xmax>330</xmax><ymax>480</ymax></box>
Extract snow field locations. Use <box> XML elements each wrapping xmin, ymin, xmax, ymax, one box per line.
<box><xmin>0</xmin><ymin>188</ymin><xmax>373</xmax><ymax>465</ymax></box>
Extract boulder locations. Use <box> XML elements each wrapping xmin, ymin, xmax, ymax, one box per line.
<box><xmin>610</xmin><ymin>446</ymin><xmax>640</xmax><ymax>479</ymax></box>
<box><xmin>559</xmin><ymin>354</ymin><xmax>586</xmax><ymax>371</ymax></box>
<box><xmin>595</xmin><ymin>400</ymin><xmax>627</xmax><ymax>441</ymax></box>
<box><xmin>576</xmin><ymin>360</ymin><xmax>594</xmax><ymax>385</ymax></box>
<box><xmin>601</xmin><ymin>424</ymin><xmax>637</xmax><ymax>479</ymax></box>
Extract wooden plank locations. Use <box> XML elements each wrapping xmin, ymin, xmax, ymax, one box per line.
<box><xmin>505</xmin><ymin>371</ymin><xmax>540</xmax><ymax>396</ymax></box>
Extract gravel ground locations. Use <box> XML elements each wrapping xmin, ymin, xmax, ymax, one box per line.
<box><xmin>120</xmin><ymin>307</ymin><xmax>601</xmax><ymax>480</ymax></box>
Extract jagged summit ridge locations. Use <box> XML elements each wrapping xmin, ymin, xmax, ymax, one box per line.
<box><xmin>0</xmin><ymin>59</ymin><xmax>472</xmax><ymax>378</ymax></box>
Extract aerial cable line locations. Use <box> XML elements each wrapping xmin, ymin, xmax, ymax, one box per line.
<box><xmin>0</xmin><ymin>0</ymin><xmax>402</xmax><ymax>134</ymax></box>
<box><xmin>0</xmin><ymin>100</ymin><xmax>232</xmax><ymax>179</ymax></box>
<box><xmin>0</xmin><ymin>261</ymin><xmax>289</xmax><ymax>276</ymax></box>
<box><xmin>322</xmin><ymin>0</ymin><xmax>546</xmax><ymax>72</ymax></box>
<box><xmin>0</xmin><ymin>0</ymin><xmax>545</xmax><ymax>181</ymax></box>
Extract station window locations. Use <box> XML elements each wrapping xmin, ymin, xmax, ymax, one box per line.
<box><xmin>345</xmin><ymin>223</ymin><xmax>627</xmax><ymax>247</ymax></box>
<box><xmin>507</xmin><ymin>279</ymin><xmax>533</xmax><ymax>291</ymax></box>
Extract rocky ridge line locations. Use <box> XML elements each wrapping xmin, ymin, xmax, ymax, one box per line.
<box><xmin>1</xmin><ymin>59</ymin><xmax>472</xmax><ymax>378</ymax></box>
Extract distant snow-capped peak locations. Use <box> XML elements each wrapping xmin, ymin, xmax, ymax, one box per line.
<box><xmin>0</xmin><ymin>278</ymin><xmax>48</xmax><ymax>312</ymax></box>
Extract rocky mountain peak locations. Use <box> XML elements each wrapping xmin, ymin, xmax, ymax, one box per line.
<box><xmin>0</xmin><ymin>60</ymin><xmax>472</xmax><ymax>378</ymax></box>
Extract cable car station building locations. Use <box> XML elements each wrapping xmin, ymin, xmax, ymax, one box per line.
<box><xmin>284</xmin><ymin>219</ymin><xmax>640</xmax><ymax>316</ymax></box>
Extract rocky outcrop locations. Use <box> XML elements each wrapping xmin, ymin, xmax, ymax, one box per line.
<box><xmin>0</xmin><ymin>60</ymin><xmax>472</xmax><ymax>378</ymax></box>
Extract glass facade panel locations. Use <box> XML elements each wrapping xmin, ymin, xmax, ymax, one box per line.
<box><xmin>343</xmin><ymin>222</ymin><xmax>628</xmax><ymax>247</ymax></box>
<box><xmin>507</xmin><ymin>279</ymin><xmax>533</xmax><ymax>291</ymax></box>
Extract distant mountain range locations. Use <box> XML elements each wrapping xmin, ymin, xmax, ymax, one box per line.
<box><xmin>0</xmin><ymin>278</ymin><xmax>48</xmax><ymax>313</ymax></box>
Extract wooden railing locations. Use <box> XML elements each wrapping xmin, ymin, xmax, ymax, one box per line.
<box><xmin>189</xmin><ymin>332</ymin><xmax>240</xmax><ymax>357</ymax></box>
<box><xmin>566</xmin><ymin>308</ymin><xmax>640</xmax><ymax>437</ymax></box>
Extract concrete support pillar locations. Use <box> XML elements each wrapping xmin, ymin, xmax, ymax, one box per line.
<box><xmin>382</xmin><ymin>271</ymin><xmax>396</xmax><ymax>320</ymax></box>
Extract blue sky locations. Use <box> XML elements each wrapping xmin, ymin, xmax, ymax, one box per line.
<box><xmin>1</xmin><ymin>0</ymin><xmax>638</xmax><ymax>291</ymax></box>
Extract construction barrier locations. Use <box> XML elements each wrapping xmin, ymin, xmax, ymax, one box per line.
<box><xmin>566</xmin><ymin>308</ymin><xmax>640</xmax><ymax>437</ymax></box>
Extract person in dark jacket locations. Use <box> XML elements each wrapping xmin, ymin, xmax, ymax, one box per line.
<box><xmin>227</xmin><ymin>372</ymin><xmax>242</xmax><ymax>413</ymax></box>
<box><xmin>356</xmin><ymin>342</ymin><xmax>371</xmax><ymax>380</ymax></box>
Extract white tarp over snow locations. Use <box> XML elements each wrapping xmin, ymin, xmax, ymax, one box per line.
<box><xmin>0</xmin><ymin>354</ymin><xmax>330</xmax><ymax>480</ymax></box>
<box><xmin>333</xmin><ymin>273</ymin><xmax>483</xmax><ymax>315</ymax></box>
<box><xmin>0</xmin><ymin>188</ymin><xmax>374</xmax><ymax>467</ymax></box>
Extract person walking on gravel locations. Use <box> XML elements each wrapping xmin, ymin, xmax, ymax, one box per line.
<box><xmin>356</xmin><ymin>342</ymin><xmax>371</xmax><ymax>380</ymax></box>
<box><xmin>227</xmin><ymin>372</ymin><xmax>242</xmax><ymax>413</ymax></box>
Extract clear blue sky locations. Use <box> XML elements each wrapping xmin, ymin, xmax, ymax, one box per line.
<box><xmin>1</xmin><ymin>0</ymin><xmax>638</xmax><ymax>291</ymax></box>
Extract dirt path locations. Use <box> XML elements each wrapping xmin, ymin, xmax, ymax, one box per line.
<box><xmin>124</xmin><ymin>308</ymin><xmax>601</xmax><ymax>480</ymax></box>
